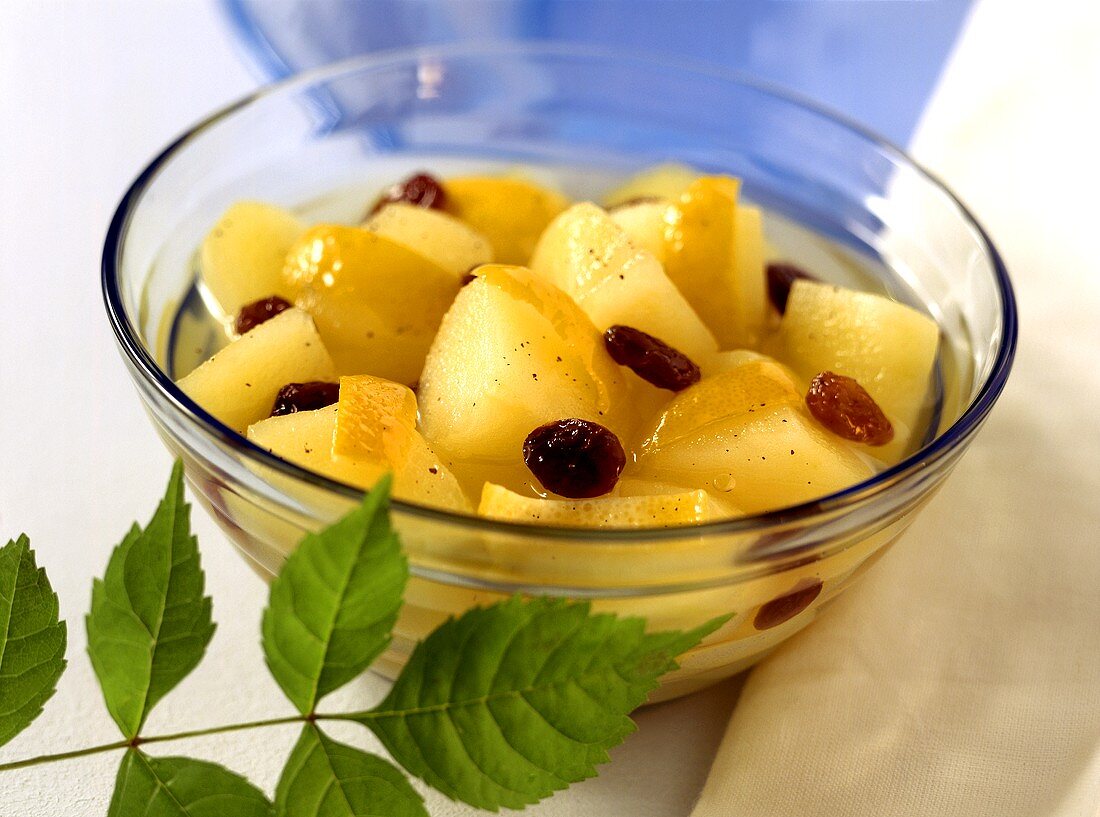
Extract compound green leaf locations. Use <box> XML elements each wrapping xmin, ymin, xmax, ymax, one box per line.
<box><xmin>0</xmin><ymin>534</ymin><xmax>66</xmax><ymax>747</ymax></box>
<box><xmin>359</xmin><ymin>596</ymin><xmax>724</xmax><ymax>811</ymax></box>
<box><xmin>262</xmin><ymin>476</ymin><xmax>406</xmax><ymax>716</ymax></box>
<box><xmin>108</xmin><ymin>750</ymin><xmax>272</xmax><ymax>817</ymax></box>
<box><xmin>275</xmin><ymin>724</ymin><xmax>427</xmax><ymax>817</ymax></box>
<box><xmin>87</xmin><ymin>461</ymin><xmax>215</xmax><ymax>737</ymax></box>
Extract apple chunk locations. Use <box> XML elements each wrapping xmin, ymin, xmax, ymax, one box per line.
<box><xmin>610</xmin><ymin>199</ymin><xmax>673</xmax><ymax>264</ymax></box>
<box><xmin>616</xmin><ymin>477</ymin><xmax>743</xmax><ymax>520</ymax></box>
<box><xmin>638</xmin><ymin>358</ymin><xmax>804</xmax><ymax>452</ymax></box>
<box><xmin>200</xmin><ymin>201</ymin><xmax>304</xmax><ymax>319</ymax></box>
<box><xmin>248</xmin><ymin>383</ymin><xmax>470</xmax><ymax>512</ymax></box>
<box><xmin>663</xmin><ymin>176</ymin><xmax>767</xmax><ymax>348</ymax></box>
<box><xmin>478</xmin><ymin>482</ymin><xmax>715</xmax><ymax>528</ymax></box>
<box><xmin>602</xmin><ymin>163</ymin><xmax>699</xmax><ymax>208</ymax></box>
<box><xmin>442</xmin><ymin>176</ymin><xmax>569</xmax><ymax>265</ymax></box>
<box><xmin>247</xmin><ymin>405</ymin><xmax>386</xmax><ymax>488</ymax></box>
<box><xmin>733</xmin><ymin>205</ymin><xmax>768</xmax><ymax>342</ymax></box>
<box><xmin>418</xmin><ymin>264</ymin><xmax>632</xmax><ymax>463</ymax></box>
<box><xmin>775</xmin><ymin>279</ymin><xmax>939</xmax><ymax>455</ymax></box>
<box><xmin>177</xmin><ymin>308</ymin><xmax>337</xmax><ymax>432</ymax></box>
<box><xmin>701</xmin><ymin>349</ymin><xmax>769</xmax><ymax>377</ymax></box>
<box><xmin>363</xmin><ymin>203</ymin><xmax>493</xmax><ymax>277</ymax></box>
<box><xmin>636</xmin><ymin>406</ymin><xmax>875</xmax><ymax>514</ymax></box>
<box><xmin>283</xmin><ymin>225</ymin><xmax>460</xmax><ymax>384</ymax></box>
<box><xmin>530</xmin><ymin>203</ymin><xmax>718</xmax><ymax>363</ymax></box>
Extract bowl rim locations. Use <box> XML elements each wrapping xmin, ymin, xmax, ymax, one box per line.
<box><xmin>101</xmin><ymin>41</ymin><xmax>1018</xmax><ymax>545</ymax></box>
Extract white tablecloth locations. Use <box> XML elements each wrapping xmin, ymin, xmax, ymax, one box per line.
<box><xmin>0</xmin><ymin>2</ymin><xmax>1097</xmax><ymax>816</ymax></box>
<box><xmin>692</xmin><ymin>4</ymin><xmax>1100</xmax><ymax>814</ymax></box>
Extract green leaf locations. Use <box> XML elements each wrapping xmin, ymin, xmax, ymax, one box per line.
<box><xmin>108</xmin><ymin>750</ymin><xmax>272</xmax><ymax>817</ymax></box>
<box><xmin>0</xmin><ymin>535</ymin><xmax>66</xmax><ymax>748</ymax></box>
<box><xmin>87</xmin><ymin>461</ymin><xmax>215</xmax><ymax>737</ymax></box>
<box><xmin>275</xmin><ymin>724</ymin><xmax>427</xmax><ymax>817</ymax></box>
<box><xmin>262</xmin><ymin>475</ymin><xmax>406</xmax><ymax>716</ymax></box>
<box><xmin>358</xmin><ymin>596</ymin><xmax>724</xmax><ymax>811</ymax></box>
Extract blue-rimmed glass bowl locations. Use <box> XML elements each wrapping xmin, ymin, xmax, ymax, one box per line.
<box><xmin>102</xmin><ymin>45</ymin><xmax>1016</xmax><ymax>702</ymax></box>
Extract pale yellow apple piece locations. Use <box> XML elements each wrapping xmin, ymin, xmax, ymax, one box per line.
<box><xmin>418</xmin><ymin>264</ymin><xmax>632</xmax><ymax>462</ymax></box>
<box><xmin>439</xmin><ymin>456</ymin><xmax>543</xmax><ymax>504</ymax></box>
<box><xmin>701</xmin><ymin>349</ymin><xmax>769</xmax><ymax>376</ymax></box>
<box><xmin>664</xmin><ymin>176</ymin><xmax>767</xmax><ymax>348</ymax></box>
<box><xmin>442</xmin><ymin>176</ymin><xmax>569</xmax><ymax>264</ymax></box>
<box><xmin>776</xmin><ymin>279</ymin><xmax>939</xmax><ymax>455</ymax></box>
<box><xmin>478</xmin><ymin>482</ymin><xmax>713</xmax><ymax>528</ymax></box>
<box><xmin>333</xmin><ymin>374</ymin><xmax>418</xmax><ymax>463</ymax></box>
<box><xmin>663</xmin><ymin>177</ymin><xmax>739</xmax><ymax>346</ymax></box>
<box><xmin>177</xmin><ymin>308</ymin><xmax>338</xmax><ymax>432</ymax></box>
<box><xmin>248</xmin><ymin>404</ymin><xmax>469</xmax><ymax>512</ymax></box>
<box><xmin>363</xmin><ymin>203</ymin><xmax>493</xmax><ymax>277</ymax></box>
<box><xmin>472</xmin><ymin>264</ymin><xmax>640</xmax><ymax>421</ymax></box>
<box><xmin>609</xmin><ymin>199</ymin><xmax>673</xmax><ymax>263</ymax></box>
<box><xmin>200</xmin><ymin>201</ymin><xmax>305</xmax><ymax>320</ymax></box>
<box><xmin>636</xmin><ymin>406</ymin><xmax>875</xmax><ymax>514</ymax></box>
<box><xmin>283</xmin><ymin>225</ymin><xmax>460</xmax><ymax>384</ymax></box>
<box><xmin>396</xmin><ymin>437</ymin><xmax>472</xmax><ymax>513</ymax></box>
<box><xmin>616</xmin><ymin>477</ymin><xmax>743</xmax><ymax>520</ymax></box>
<box><xmin>732</xmin><ymin>205</ymin><xmax>769</xmax><ymax>344</ymax></box>
<box><xmin>639</xmin><ymin>358</ymin><xmax>804</xmax><ymax>452</ymax></box>
<box><xmin>247</xmin><ymin>405</ymin><xmax>386</xmax><ymax>488</ymax></box>
<box><xmin>529</xmin><ymin>203</ymin><xmax>718</xmax><ymax>363</ymax></box>
<box><xmin>473</xmin><ymin>264</ymin><xmax>620</xmax><ymax>390</ymax></box>
<box><xmin>602</xmin><ymin>163</ymin><xmax>700</xmax><ymax>208</ymax></box>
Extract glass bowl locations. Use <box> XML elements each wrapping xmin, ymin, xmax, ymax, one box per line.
<box><xmin>102</xmin><ymin>44</ymin><xmax>1016</xmax><ymax>702</ymax></box>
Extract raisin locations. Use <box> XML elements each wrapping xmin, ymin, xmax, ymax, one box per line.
<box><xmin>522</xmin><ymin>419</ymin><xmax>625</xmax><ymax>498</ymax></box>
<box><xmin>270</xmin><ymin>381</ymin><xmax>340</xmax><ymax>417</ymax></box>
<box><xmin>753</xmin><ymin>579</ymin><xmax>823</xmax><ymax>630</ymax></box>
<box><xmin>603</xmin><ymin>325</ymin><xmax>701</xmax><ymax>392</ymax></box>
<box><xmin>235</xmin><ymin>296</ymin><xmax>292</xmax><ymax>334</ymax></box>
<box><xmin>369</xmin><ymin>172</ymin><xmax>446</xmax><ymax>215</ymax></box>
<box><xmin>460</xmin><ymin>272</ymin><xmax>478</xmax><ymax>287</ymax></box>
<box><xmin>805</xmin><ymin>371</ymin><xmax>894</xmax><ymax>445</ymax></box>
<box><xmin>766</xmin><ymin>262</ymin><xmax>818</xmax><ymax>314</ymax></box>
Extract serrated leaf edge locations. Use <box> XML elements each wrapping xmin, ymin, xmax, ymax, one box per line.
<box><xmin>86</xmin><ymin>462</ymin><xmax>215</xmax><ymax>738</ymax></box>
<box><xmin>277</xmin><ymin>723</ymin><xmax>427</xmax><ymax>817</ymax></box>
<box><xmin>356</xmin><ymin>597</ymin><xmax>722</xmax><ymax>809</ymax></box>
<box><xmin>112</xmin><ymin>749</ymin><xmax>273</xmax><ymax>817</ymax></box>
<box><xmin>262</xmin><ymin>475</ymin><xmax>404</xmax><ymax>716</ymax></box>
<box><xmin>0</xmin><ymin>535</ymin><xmax>67</xmax><ymax>747</ymax></box>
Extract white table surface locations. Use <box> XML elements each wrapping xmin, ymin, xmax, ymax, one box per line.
<box><xmin>1</xmin><ymin>2</ymin><xmax>1097</xmax><ymax>816</ymax></box>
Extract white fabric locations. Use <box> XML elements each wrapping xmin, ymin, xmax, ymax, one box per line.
<box><xmin>691</xmin><ymin>3</ymin><xmax>1100</xmax><ymax>815</ymax></box>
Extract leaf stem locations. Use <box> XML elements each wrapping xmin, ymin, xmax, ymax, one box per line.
<box><xmin>0</xmin><ymin>739</ymin><xmax>131</xmax><ymax>772</ymax></box>
<box><xmin>136</xmin><ymin>714</ymin><xmax>308</xmax><ymax>746</ymax></box>
<box><xmin>319</xmin><ymin>711</ymin><xmax>378</xmax><ymax>722</ymax></box>
<box><xmin>0</xmin><ymin>714</ymin><xmax>306</xmax><ymax>773</ymax></box>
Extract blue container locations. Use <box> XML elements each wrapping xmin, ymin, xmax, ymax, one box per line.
<box><xmin>222</xmin><ymin>0</ymin><xmax>972</xmax><ymax>147</ymax></box>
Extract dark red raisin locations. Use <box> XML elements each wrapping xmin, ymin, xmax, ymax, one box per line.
<box><xmin>753</xmin><ymin>579</ymin><xmax>823</xmax><ymax>630</ymax></box>
<box><xmin>522</xmin><ymin>419</ymin><xmax>625</xmax><ymax>498</ymax></box>
<box><xmin>270</xmin><ymin>381</ymin><xmax>340</xmax><ymax>417</ymax></box>
<box><xmin>460</xmin><ymin>272</ymin><xmax>478</xmax><ymax>287</ymax></box>
<box><xmin>805</xmin><ymin>371</ymin><xmax>894</xmax><ymax>445</ymax></box>
<box><xmin>369</xmin><ymin>173</ymin><xmax>446</xmax><ymax>215</ymax></box>
<box><xmin>604</xmin><ymin>325</ymin><xmax>701</xmax><ymax>392</ymax></box>
<box><xmin>766</xmin><ymin>262</ymin><xmax>819</xmax><ymax>314</ymax></box>
<box><xmin>235</xmin><ymin>296</ymin><xmax>292</xmax><ymax>335</ymax></box>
